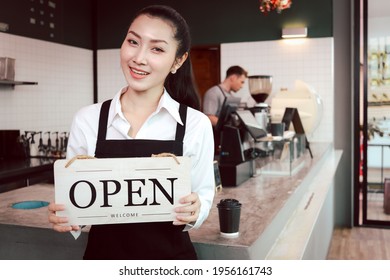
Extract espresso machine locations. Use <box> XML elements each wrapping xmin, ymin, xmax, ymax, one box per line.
<box><xmin>218</xmin><ymin>75</ymin><xmax>273</xmax><ymax>186</ymax></box>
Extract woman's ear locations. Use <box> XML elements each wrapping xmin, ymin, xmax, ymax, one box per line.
<box><xmin>171</xmin><ymin>52</ymin><xmax>189</xmax><ymax>74</ymax></box>
<box><xmin>177</xmin><ymin>52</ymin><xmax>189</xmax><ymax>67</ymax></box>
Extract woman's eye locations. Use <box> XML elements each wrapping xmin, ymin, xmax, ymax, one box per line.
<box><xmin>152</xmin><ymin>47</ymin><xmax>164</xmax><ymax>53</ymax></box>
<box><xmin>128</xmin><ymin>39</ymin><xmax>138</xmax><ymax>45</ymax></box>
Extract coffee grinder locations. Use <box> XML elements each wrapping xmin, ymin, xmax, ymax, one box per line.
<box><xmin>248</xmin><ymin>75</ymin><xmax>273</xmax><ymax>131</ymax></box>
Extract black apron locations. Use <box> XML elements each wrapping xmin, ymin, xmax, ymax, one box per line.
<box><xmin>213</xmin><ymin>85</ymin><xmax>228</xmax><ymax>154</ymax></box>
<box><xmin>83</xmin><ymin>99</ymin><xmax>197</xmax><ymax>260</ymax></box>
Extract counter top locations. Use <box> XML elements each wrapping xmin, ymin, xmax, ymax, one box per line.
<box><xmin>0</xmin><ymin>142</ymin><xmax>341</xmax><ymax>259</ymax></box>
<box><xmin>0</xmin><ymin>183</ymin><xmax>54</xmax><ymax>229</ymax></box>
<box><xmin>189</xmin><ymin>142</ymin><xmax>342</xmax><ymax>259</ymax></box>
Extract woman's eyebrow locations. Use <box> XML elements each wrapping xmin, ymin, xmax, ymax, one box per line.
<box><xmin>128</xmin><ymin>30</ymin><xmax>168</xmax><ymax>44</ymax></box>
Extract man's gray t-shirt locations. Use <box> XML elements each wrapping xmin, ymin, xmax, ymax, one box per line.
<box><xmin>203</xmin><ymin>85</ymin><xmax>232</xmax><ymax>116</ymax></box>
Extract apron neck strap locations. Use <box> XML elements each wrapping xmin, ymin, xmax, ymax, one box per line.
<box><xmin>217</xmin><ymin>85</ymin><xmax>228</xmax><ymax>97</ymax></box>
<box><xmin>97</xmin><ymin>99</ymin><xmax>112</xmax><ymax>141</ymax></box>
<box><xmin>175</xmin><ymin>104</ymin><xmax>187</xmax><ymax>142</ymax></box>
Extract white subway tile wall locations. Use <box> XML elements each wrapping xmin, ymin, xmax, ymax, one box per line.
<box><xmin>97</xmin><ymin>49</ymin><xmax>126</xmax><ymax>103</ymax></box>
<box><xmin>98</xmin><ymin>38</ymin><xmax>334</xmax><ymax>142</ymax></box>
<box><xmin>221</xmin><ymin>38</ymin><xmax>334</xmax><ymax>142</ymax></box>
<box><xmin>0</xmin><ymin>33</ymin><xmax>93</xmax><ymax>136</ymax></box>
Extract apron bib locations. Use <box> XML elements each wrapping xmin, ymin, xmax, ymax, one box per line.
<box><xmin>83</xmin><ymin>99</ymin><xmax>197</xmax><ymax>260</ymax></box>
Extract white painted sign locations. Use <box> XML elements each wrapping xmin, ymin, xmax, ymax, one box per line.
<box><xmin>54</xmin><ymin>157</ymin><xmax>191</xmax><ymax>225</ymax></box>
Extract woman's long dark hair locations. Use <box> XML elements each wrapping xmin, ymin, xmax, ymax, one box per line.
<box><xmin>131</xmin><ymin>5</ymin><xmax>200</xmax><ymax>110</ymax></box>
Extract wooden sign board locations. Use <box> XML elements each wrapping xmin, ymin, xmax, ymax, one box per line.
<box><xmin>54</xmin><ymin>157</ymin><xmax>191</xmax><ymax>226</ymax></box>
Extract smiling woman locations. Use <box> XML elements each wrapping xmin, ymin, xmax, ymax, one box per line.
<box><xmin>48</xmin><ymin>5</ymin><xmax>215</xmax><ymax>260</ymax></box>
<box><xmin>119</xmin><ymin>14</ymin><xmax>186</xmax><ymax>138</ymax></box>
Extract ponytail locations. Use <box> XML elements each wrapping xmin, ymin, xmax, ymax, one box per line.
<box><xmin>165</xmin><ymin>56</ymin><xmax>200</xmax><ymax>110</ymax></box>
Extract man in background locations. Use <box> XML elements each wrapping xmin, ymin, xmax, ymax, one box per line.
<box><xmin>202</xmin><ymin>65</ymin><xmax>248</xmax><ymax>126</ymax></box>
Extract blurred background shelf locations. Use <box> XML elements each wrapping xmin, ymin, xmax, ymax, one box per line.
<box><xmin>0</xmin><ymin>80</ymin><xmax>38</xmax><ymax>87</ymax></box>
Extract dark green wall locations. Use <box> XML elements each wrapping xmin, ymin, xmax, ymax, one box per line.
<box><xmin>0</xmin><ymin>0</ymin><xmax>93</xmax><ymax>49</ymax></box>
<box><xmin>62</xmin><ymin>0</ymin><xmax>93</xmax><ymax>49</ymax></box>
<box><xmin>0</xmin><ymin>0</ymin><xmax>333</xmax><ymax>49</ymax></box>
<box><xmin>96</xmin><ymin>0</ymin><xmax>333</xmax><ymax>49</ymax></box>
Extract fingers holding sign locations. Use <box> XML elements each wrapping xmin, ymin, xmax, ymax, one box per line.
<box><xmin>173</xmin><ymin>192</ymin><xmax>200</xmax><ymax>226</ymax></box>
<box><xmin>48</xmin><ymin>202</ymin><xmax>80</xmax><ymax>232</ymax></box>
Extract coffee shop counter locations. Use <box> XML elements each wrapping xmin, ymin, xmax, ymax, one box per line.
<box><xmin>189</xmin><ymin>142</ymin><xmax>342</xmax><ymax>259</ymax></box>
<box><xmin>0</xmin><ymin>157</ymin><xmax>55</xmax><ymax>193</ymax></box>
<box><xmin>0</xmin><ymin>142</ymin><xmax>341</xmax><ymax>259</ymax></box>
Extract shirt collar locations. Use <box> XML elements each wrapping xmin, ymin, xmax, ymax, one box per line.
<box><xmin>158</xmin><ymin>88</ymin><xmax>183</xmax><ymax>125</ymax></box>
<box><xmin>108</xmin><ymin>86</ymin><xmax>183</xmax><ymax>127</ymax></box>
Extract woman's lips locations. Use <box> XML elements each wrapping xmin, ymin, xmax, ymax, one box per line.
<box><xmin>130</xmin><ymin>67</ymin><xmax>149</xmax><ymax>79</ymax></box>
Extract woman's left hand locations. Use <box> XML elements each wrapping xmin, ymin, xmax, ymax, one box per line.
<box><xmin>173</xmin><ymin>192</ymin><xmax>200</xmax><ymax>225</ymax></box>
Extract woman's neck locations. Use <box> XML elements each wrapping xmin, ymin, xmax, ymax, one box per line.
<box><xmin>121</xmin><ymin>86</ymin><xmax>163</xmax><ymax>113</ymax></box>
<box><xmin>120</xmin><ymin>87</ymin><xmax>164</xmax><ymax>138</ymax></box>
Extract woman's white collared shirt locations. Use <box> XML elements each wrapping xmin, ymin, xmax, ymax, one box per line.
<box><xmin>67</xmin><ymin>87</ymin><xmax>215</xmax><ymax>229</ymax></box>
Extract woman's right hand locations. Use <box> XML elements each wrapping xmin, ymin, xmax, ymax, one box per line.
<box><xmin>48</xmin><ymin>202</ymin><xmax>80</xmax><ymax>232</ymax></box>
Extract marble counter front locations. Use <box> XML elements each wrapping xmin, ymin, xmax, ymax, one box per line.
<box><xmin>0</xmin><ymin>142</ymin><xmax>341</xmax><ymax>260</ymax></box>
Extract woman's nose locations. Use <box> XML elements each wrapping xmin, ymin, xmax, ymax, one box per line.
<box><xmin>133</xmin><ymin>47</ymin><xmax>147</xmax><ymax>65</ymax></box>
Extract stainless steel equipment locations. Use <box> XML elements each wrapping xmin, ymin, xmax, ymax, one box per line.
<box><xmin>0</xmin><ymin>57</ymin><xmax>15</xmax><ymax>81</ymax></box>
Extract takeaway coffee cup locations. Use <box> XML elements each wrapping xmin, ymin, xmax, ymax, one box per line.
<box><xmin>270</xmin><ymin>122</ymin><xmax>285</xmax><ymax>137</ymax></box>
<box><xmin>217</xmin><ymin>198</ymin><xmax>241</xmax><ymax>238</ymax></box>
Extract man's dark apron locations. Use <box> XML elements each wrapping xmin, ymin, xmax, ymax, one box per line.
<box><xmin>83</xmin><ymin>99</ymin><xmax>197</xmax><ymax>260</ymax></box>
<box><xmin>213</xmin><ymin>85</ymin><xmax>228</xmax><ymax>154</ymax></box>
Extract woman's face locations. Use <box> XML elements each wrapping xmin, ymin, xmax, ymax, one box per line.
<box><xmin>120</xmin><ymin>14</ymin><xmax>181</xmax><ymax>95</ymax></box>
